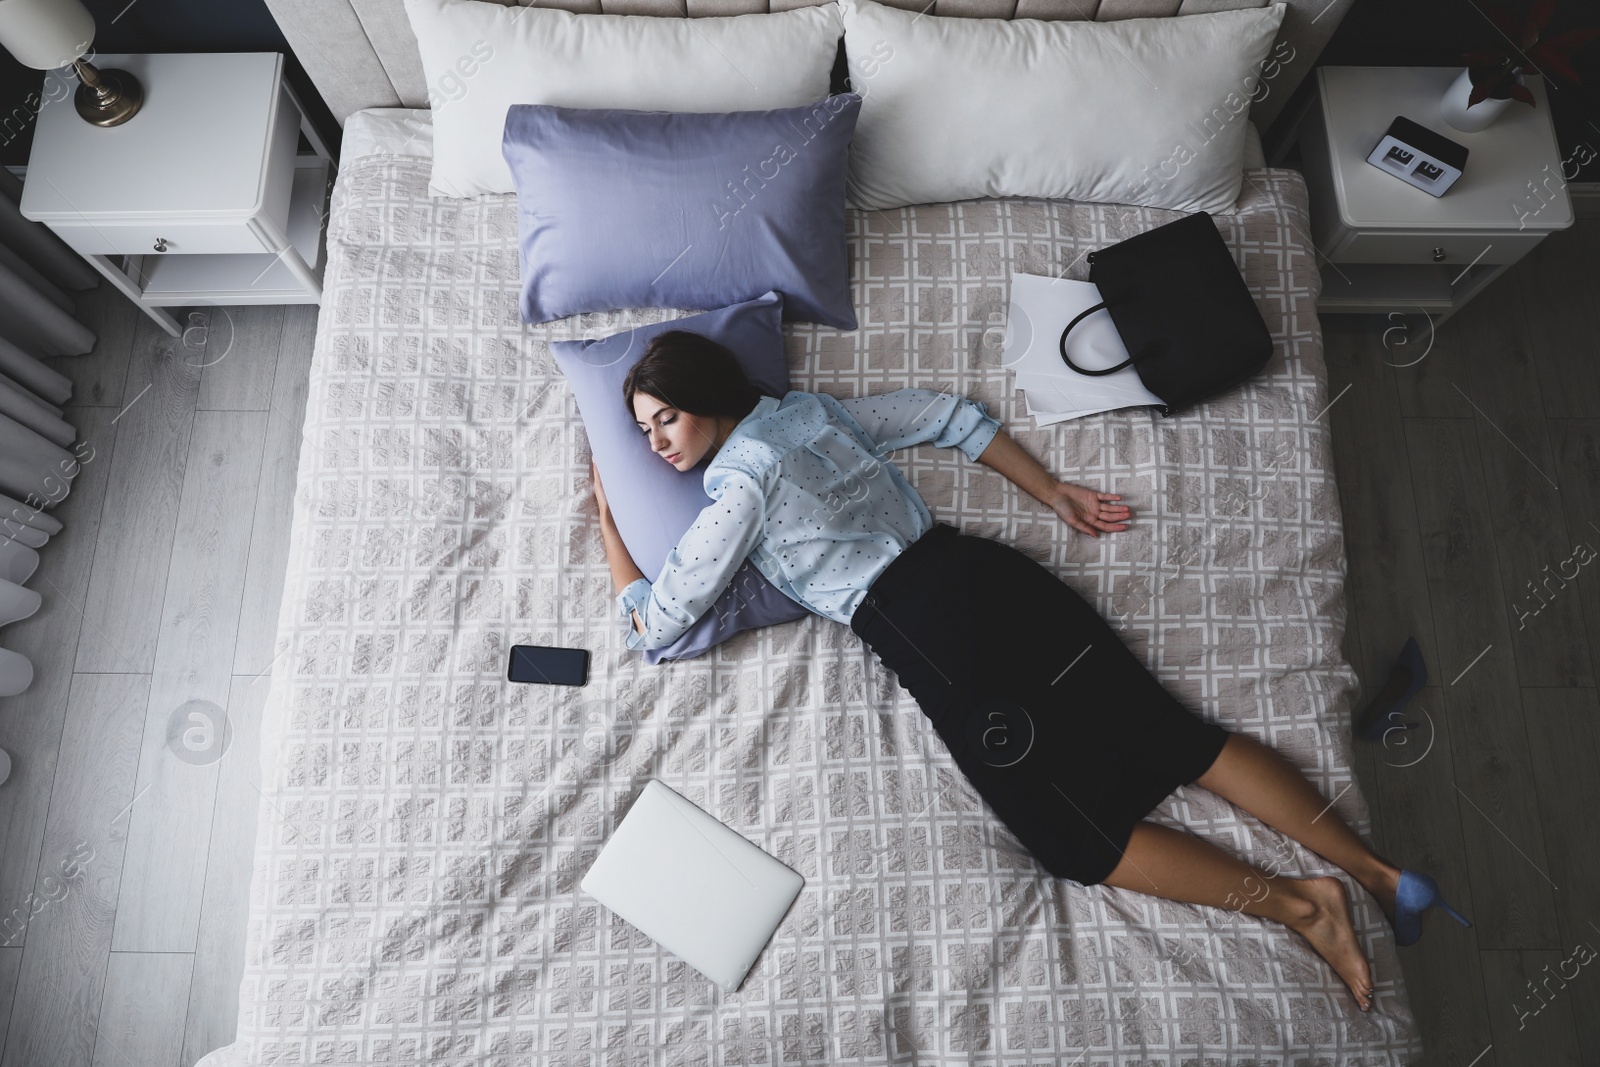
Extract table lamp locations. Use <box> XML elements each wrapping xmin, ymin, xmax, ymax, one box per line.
<box><xmin>0</xmin><ymin>0</ymin><xmax>143</xmax><ymax>127</ymax></box>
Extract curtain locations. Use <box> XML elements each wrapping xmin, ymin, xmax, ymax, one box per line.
<box><xmin>0</xmin><ymin>165</ymin><xmax>98</xmax><ymax>698</ymax></box>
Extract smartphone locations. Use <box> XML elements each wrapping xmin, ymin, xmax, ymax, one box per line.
<box><xmin>508</xmin><ymin>644</ymin><xmax>590</xmax><ymax>686</ymax></box>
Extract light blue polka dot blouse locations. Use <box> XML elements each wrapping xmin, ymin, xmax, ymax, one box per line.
<box><xmin>618</xmin><ymin>388</ymin><xmax>1000</xmax><ymax>651</ymax></box>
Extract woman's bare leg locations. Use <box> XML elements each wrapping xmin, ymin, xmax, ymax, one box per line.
<box><xmin>1194</xmin><ymin>733</ymin><xmax>1402</xmax><ymax>917</ymax></box>
<box><xmin>1101</xmin><ymin>822</ymin><xmax>1374</xmax><ymax>1011</ymax></box>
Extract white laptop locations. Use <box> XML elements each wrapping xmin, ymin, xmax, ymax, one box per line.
<box><xmin>580</xmin><ymin>779</ymin><xmax>804</xmax><ymax>993</ymax></box>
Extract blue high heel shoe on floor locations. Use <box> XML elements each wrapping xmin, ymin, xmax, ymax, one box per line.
<box><xmin>1356</xmin><ymin>637</ymin><xmax>1427</xmax><ymax>742</ymax></box>
<box><xmin>1392</xmin><ymin>870</ymin><xmax>1472</xmax><ymax>947</ymax></box>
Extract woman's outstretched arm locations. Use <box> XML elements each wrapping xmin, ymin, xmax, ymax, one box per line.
<box><xmin>831</xmin><ymin>389</ymin><xmax>1129</xmax><ymax>538</ymax></box>
<box><xmin>976</xmin><ymin>429</ymin><xmax>1132</xmax><ymax>538</ymax></box>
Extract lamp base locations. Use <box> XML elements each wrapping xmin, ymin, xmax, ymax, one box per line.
<box><xmin>73</xmin><ymin>66</ymin><xmax>143</xmax><ymax>127</ymax></box>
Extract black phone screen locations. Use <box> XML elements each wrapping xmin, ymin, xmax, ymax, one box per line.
<box><xmin>508</xmin><ymin>645</ymin><xmax>590</xmax><ymax>686</ymax></box>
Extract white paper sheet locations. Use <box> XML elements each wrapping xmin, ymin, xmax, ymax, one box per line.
<box><xmin>1002</xmin><ymin>273</ymin><xmax>1163</xmax><ymax>424</ymax></box>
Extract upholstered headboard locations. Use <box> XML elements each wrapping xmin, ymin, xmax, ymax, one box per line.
<box><xmin>263</xmin><ymin>0</ymin><xmax>1350</xmax><ymax>135</ymax></box>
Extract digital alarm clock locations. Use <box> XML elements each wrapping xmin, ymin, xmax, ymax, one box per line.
<box><xmin>1366</xmin><ymin>116</ymin><xmax>1469</xmax><ymax>197</ymax></box>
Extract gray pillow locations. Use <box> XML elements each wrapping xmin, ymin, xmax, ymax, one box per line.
<box><xmin>503</xmin><ymin>95</ymin><xmax>861</xmax><ymax>329</ymax></box>
<box><xmin>551</xmin><ymin>291</ymin><xmax>808</xmax><ymax>663</ymax></box>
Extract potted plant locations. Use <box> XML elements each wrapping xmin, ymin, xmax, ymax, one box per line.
<box><xmin>1441</xmin><ymin>0</ymin><xmax>1600</xmax><ymax>132</ymax></box>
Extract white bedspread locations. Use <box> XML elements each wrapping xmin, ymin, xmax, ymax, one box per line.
<box><xmin>200</xmin><ymin>111</ymin><xmax>1421</xmax><ymax>1065</ymax></box>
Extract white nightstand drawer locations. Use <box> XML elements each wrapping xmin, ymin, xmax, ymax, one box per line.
<box><xmin>49</xmin><ymin>220</ymin><xmax>276</xmax><ymax>257</ymax></box>
<box><xmin>1330</xmin><ymin>229</ymin><xmax>1542</xmax><ymax>267</ymax></box>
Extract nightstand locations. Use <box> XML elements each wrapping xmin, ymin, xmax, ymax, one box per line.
<box><xmin>1293</xmin><ymin>66</ymin><xmax>1574</xmax><ymax>324</ymax></box>
<box><xmin>19</xmin><ymin>53</ymin><xmax>334</xmax><ymax>337</ymax></box>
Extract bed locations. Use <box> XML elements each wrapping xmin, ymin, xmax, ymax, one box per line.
<box><xmin>198</xmin><ymin>0</ymin><xmax>1425</xmax><ymax>1062</ymax></box>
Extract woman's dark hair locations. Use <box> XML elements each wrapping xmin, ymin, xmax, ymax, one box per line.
<box><xmin>622</xmin><ymin>330</ymin><xmax>764</xmax><ymax>420</ymax></box>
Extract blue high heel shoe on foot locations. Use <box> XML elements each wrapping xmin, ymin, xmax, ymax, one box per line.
<box><xmin>1392</xmin><ymin>870</ymin><xmax>1472</xmax><ymax>947</ymax></box>
<box><xmin>1356</xmin><ymin>637</ymin><xmax>1427</xmax><ymax>742</ymax></box>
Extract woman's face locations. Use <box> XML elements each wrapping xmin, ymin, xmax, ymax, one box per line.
<box><xmin>632</xmin><ymin>392</ymin><xmax>719</xmax><ymax>472</ymax></box>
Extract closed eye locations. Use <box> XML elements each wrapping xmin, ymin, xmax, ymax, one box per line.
<box><xmin>637</xmin><ymin>410</ymin><xmax>677</xmax><ymax>435</ymax></box>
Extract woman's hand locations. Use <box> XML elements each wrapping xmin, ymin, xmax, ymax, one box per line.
<box><xmin>591</xmin><ymin>460</ymin><xmax>614</xmax><ymax>525</ymax></box>
<box><xmin>974</xmin><ymin>430</ymin><xmax>1133</xmax><ymax>538</ymax></box>
<box><xmin>1050</xmin><ymin>481</ymin><xmax>1132</xmax><ymax>538</ymax></box>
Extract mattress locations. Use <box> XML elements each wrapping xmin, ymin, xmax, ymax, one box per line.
<box><xmin>198</xmin><ymin>110</ymin><xmax>1422</xmax><ymax>1065</ymax></box>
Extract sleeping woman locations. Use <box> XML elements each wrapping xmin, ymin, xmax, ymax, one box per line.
<box><xmin>589</xmin><ymin>329</ymin><xmax>1471</xmax><ymax>1012</ymax></box>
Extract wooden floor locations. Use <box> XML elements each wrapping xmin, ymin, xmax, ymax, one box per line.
<box><xmin>0</xmin><ymin>294</ymin><xmax>316</xmax><ymax>1067</ymax></box>
<box><xmin>1325</xmin><ymin>217</ymin><xmax>1600</xmax><ymax>1066</ymax></box>
<box><xmin>0</xmin><ymin>220</ymin><xmax>1597</xmax><ymax>1065</ymax></box>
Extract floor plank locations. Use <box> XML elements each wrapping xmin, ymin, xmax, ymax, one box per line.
<box><xmin>1457</xmin><ymin>279</ymin><xmax>1593</xmax><ymax>688</ymax></box>
<box><xmin>1521</xmin><ymin>683</ymin><xmax>1600</xmax><ymax>1067</ymax></box>
<box><xmin>0</xmin><ymin>948</ymin><xmax>18</xmax><ymax>1054</ymax></box>
<box><xmin>57</xmin><ymin>282</ymin><xmax>137</xmax><ymax>410</ymax></box>
<box><xmin>112</xmin><ymin>411</ymin><xmax>267</xmax><ymax>954</ymax></box>
<box><xmin>1520</xmin><ymin>220</ymin><xmax>1600</xmax><ymax>420</ymax></box>
<box><xmin>1318</xmin><ymin>319</ymin><xmax>1390</xmax><ymax>848</ymax></box>
<box><xmin>72</xmin><ymin>314</ymin><xmax>202</xmax><ymax>673</ymax></box>
<box><xmin>1548</xmin><ymin>419</ymin><xmax>1600</xmax><ymax>696</ymax></box>
<box><xmin>1</xmin><ymin>673</ymin><xmax>148</xmax><ymax>1067</ymax></box>
<box><xmin>232</xmin><ymin>306</ymin><xmax>317</xmax><ymax>677</ymax></box>
<box><xmin>1480</xmin><ymin>949</ymin><xmax>1585</xmax><ymax>1067</ymax></box>
<box><xmin>0</xmin><ymin>405</ymin><xmax>117</xmax><ymax>936</ymax></box>
<box><xmin>1574</xmin><ymin>928</ymin><xmax>1600</xmax><ymax>1067</ymax></box>
<box><xmin>1403</xmin><ymin>418</ymin><xmax>1562</xmax><ymax>952</ymax></box>
<box><xmin>1320</xmin><ymin>321</ymin><xmax>1443</xmax><ymax>723</ymax></box>
<box><xmin>1357</xmin><ymin>686</ymin><xmax>1493</xmax><ymax>1067</ymax></box>
<box><xmin>1337</xmin><ymin>603</ymin><xmax>1384</xmax><ymax>846</ymax></box>
<box><xmin>179</xmin><ymin>675</ymin><xmax>267</xmax><ymax>1067</ymax></box>
<box><xmin>91</xmin><ymin>952</ymin><xmax>192</xmax><ymax>1067</ymax></box>
<box><xmin>196</xmin><ymin>304</ymin><xmax>285</xmax><ymax>413</ymax></box>
<box><xmin>1388</xmin><ymin>308</ymin><xmax>1474</xmax><ymax>421</ymax></box>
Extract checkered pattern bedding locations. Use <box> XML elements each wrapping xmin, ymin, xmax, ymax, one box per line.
<box><xmin>197</xmin><ymin>131</ymin><xmax>1422</xmax><ymax>1065</ymax></box>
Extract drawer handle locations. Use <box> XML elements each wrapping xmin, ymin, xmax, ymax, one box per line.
<box><xmin>1431</xmin><ymin>246</ymin><xmax>1445</xmax><ymax>262</ymax></box>
<box><xmin>153</xmin><ymin>237</ymin><xmax>167</xmax><ymax>252</ymax></box>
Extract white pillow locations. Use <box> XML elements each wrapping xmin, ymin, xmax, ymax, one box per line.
<box><xmin>405</xmin><ymin>0</ymin><xmax>844</xmax><ymax>198</ymax></box>
<box><xmin>839</xmin><ymin>0</ymin><xmax>1286</xmax><ymax>213</ymax></box>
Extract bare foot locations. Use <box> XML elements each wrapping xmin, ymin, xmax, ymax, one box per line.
<box><xmin>1290</xmin><ymin>876</ymin><xmax>1373</xmax><ymax>1012</ymax></box>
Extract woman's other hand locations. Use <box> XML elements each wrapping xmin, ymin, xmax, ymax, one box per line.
<box><xmin>1052</xmin><ymin>481</ymin><xmax>1132</xmax><ymax>538</ymax></box>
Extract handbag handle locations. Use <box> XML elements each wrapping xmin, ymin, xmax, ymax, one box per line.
<box><xmin>1058</xmin><ymin>301</ymin><xmax>1135</xmax><ymax>377</ymax></box>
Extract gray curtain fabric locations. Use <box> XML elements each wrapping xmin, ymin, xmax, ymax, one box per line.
<box><xmin>0</xmin><ymin>170</ymin><xmax>96</xmax><ymax>357</ymax></box>
<box><xmin>0</xmin><ymin>490</ymin><xmax>62</xmax><ymax>538</ymax></box>
<box><xmin>0</xmin><ymin>171</ymin><xmax>94</xmax><ymax>536</ymax></box>
<box><xmin>0</xmin><ymin>168</ymin><xmax>98</xmax><ymax>294</ymax></box>
<box><xmin>0</xmin><ymin>334</ymin><xmax>72</xmax><ymax>406</ymax></box>
<box><xmin>0</xmin><ymin>169</ymin><xmax>95</xmax><ymax>696</ymax></box>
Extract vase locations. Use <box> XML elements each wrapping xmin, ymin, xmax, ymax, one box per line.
<box><xmin>1440</xmin><ymin>67</ymin><xmax>1517</xmax><ymax>133</ymax></box>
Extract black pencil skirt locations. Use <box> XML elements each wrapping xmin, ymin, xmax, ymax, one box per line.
<box><xmin>849</xmin><ymin>523</ymin><xmax>1231</xmax><ymax>886</ymax></box>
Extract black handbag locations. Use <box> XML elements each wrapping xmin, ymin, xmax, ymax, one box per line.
<box><xmin>1058</xmin><ymin>211</ymin><xmax>1273</xmax><ymax>418</ymax></box>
